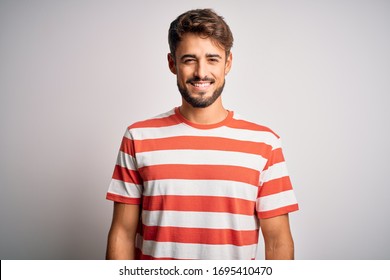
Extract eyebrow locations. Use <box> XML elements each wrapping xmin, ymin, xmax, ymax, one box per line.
<box><xmin>180</xmin><ymin>53</ymin><xmax>223</xmax><ymax>61</ymax></box>
<box><xmin>206</xmin><ymin>54</ymin><xmax>222</xmax><ymax>59</ymax></box>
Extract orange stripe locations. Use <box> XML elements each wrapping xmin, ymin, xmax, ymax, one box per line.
<box><xmin>257</xmin><ymin>204</ymin><xmax>299</xmax><ymax>219</ymax></box>
<box><xmin>143</xmin><ymin>195</ymin><xmax>255</xmax><ymax>215</ymax></box>
<box><xmin>271</xmin><ymin>148</ymin><xmax>285</xmax><ymax>164</ymax></box>
<box><xmin>175</xmin><ymin>107</ymin><xmax>234</xmax><ymax>129</ymax></box>
<box><xmin>120</xmin><ymin>136</ymin><xmax>135</xmax><ymax>156</ymax></box>
<box><xmin>106</xmin><ymin>193</ymin><xmax>141</xmax><ymax>204</ymax></box>
<box><xmin>263</xmin><ymin>148</ymin><xmax>285</xmax><ymax>170</ymax></box>
<box><xmin>134</xmin><ymin>136</ymin><xmax>272</xmax><ymax>157</ymax></box>
<box><xmin>142</xmin><ymin>226</ymin><xmax>259</xmax><ymax>246</ymax></box>
<box><xmin>129</xmin><ymin>115</ymin><xmax>180</xmax><ymax>129</ymax></box>
<box><xmin>139</xmin><ymin>164</ymin><xmax>259</xmax><ymax>186</ymax></box>
<box><xmin>259</xmin><ymin>176</ymin><xmax>293</xmax><ymax>196</ymax></box>
<box><xmin>112</xmin><ymin>165</ymin><xmax>143</xmax><ymax>184</ymax></box>
<box><xmin>228</xmin><ymin>118</ymin><xmax>279</xmax><ymax>137</ymax></box>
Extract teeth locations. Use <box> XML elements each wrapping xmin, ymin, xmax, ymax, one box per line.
<box><xmin>193</xmin><ymin>83</ymin><xmax>210</xmax><ymax>88</ymax></box>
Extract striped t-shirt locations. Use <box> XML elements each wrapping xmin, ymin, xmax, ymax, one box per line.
<box><xmin>106</xmin><ymin>107</ymin><xmax>298</xmax><ymax>259</ymax></box>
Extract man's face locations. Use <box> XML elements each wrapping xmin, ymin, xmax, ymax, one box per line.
<box><xmin>168</xmin><ymin>33</ymin><xmax>232</xmax><ymax>108</ymax></box>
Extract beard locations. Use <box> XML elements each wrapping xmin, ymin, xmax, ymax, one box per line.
<box><xmin>177</xmin><ymin>78</ymin><xmax>225</xmax><ymax>108</ymax></box>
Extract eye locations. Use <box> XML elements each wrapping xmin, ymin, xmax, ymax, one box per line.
<box><xmin>208</xmin><ymin>58</ymin><xmax>220</xmax><ymax>63</ymax></box>
<box><xmin>183</xmin><ymin>59</ymin><xmax>196</xmax><ymax>64</ymax></box>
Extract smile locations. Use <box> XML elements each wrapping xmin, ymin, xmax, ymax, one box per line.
<box><xmin>190</xmin><ymin>82</ymin><xmax>213</xmax><ymax>89</ymax></box>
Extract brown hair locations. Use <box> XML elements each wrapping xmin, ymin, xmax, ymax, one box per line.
<box><xmin>168</xmin><ymin>9</ymin><xmax>234</xmax><ymax>59</ymax></box>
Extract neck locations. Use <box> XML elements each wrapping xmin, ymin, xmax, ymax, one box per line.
<box><xmin>179</xmin><ymin>98</ymin><xmax>228</xmax><ymax>125</ymax></box>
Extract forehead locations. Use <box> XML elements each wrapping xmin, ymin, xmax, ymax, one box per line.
<box><xmin>175</xmin><ymin>33</ymin><xmax>226</xmax><ymax>58</ymax></box>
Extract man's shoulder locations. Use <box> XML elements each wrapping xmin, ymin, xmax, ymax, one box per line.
<box><xmin>126</xmin><ymin>108</ymin><xmax>177</xmax><ymax>130</ymax></box>
<box><xmin>231</xmin><ymin>112</ymin><xmax>280</xmax><ymax>139</ymax></box>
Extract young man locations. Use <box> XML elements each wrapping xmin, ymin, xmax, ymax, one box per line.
<box><xmin>106</xmin><ymin>9</ymin><xmax>299</xmax><ymax>260</ymax></box>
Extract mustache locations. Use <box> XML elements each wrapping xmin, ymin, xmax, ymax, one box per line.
<box><xmin>186</xmin><ymin>77</ymin><xmax>215</xmax><ymax>83</ymax></box>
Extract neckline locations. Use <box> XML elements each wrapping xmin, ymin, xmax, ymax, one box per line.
<box><xmin>174</xmin><ymin>107</ymin><xmax>233</xmax><ymax>130</ymax></box>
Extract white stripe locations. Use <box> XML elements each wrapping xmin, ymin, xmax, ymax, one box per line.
<box><xmin>124</xmin><ymin>128</ymin><xmax>133</xmax><ymax>140</ymax></box>
<box><xmin>116</xmin><ymin>151</ymin><xmax>137</xmax><ymax>170</ymax></box>
<box><xmin>129</xmin><ymin>110</ymin><xmax>175</xmax><ymax>129</ymax></box>
<box><xmin>151</xmin><ymin>109</ymin><xmax>175</xmax><ymax>119</ymax></box>
<box><xmin>129</xmin><ymin>124</ymin><xmax>278</xmax><ymax>147</ymax></box>
<box><xmin>107</xmin><ymin>179</ymin><xmax>142</xmax><ymax>198</ymax></box>
<box><xmin>259</xmin><ymin>161</ymin><xmax>289</xmax><ymax>185</ymax></box>
<box><xmin>143</xmin><ymin>179</ymin><xmax>258</xmax><ymax>201</ymax></box>
<box><xmin>271</xmin><ymin>137</ymin><xmax>282</xmax><ymax>150</ymax></box>
<box><xmin>136</xmin><ymin>149</ymin><xmax>267</xmax><ymax>171</ymax></box>
<box><xmin>140</xmin><ymin>240</ymin><xmax>258</xmax><ymax>259</ymax></box>
<box><xmin>256</xmin><ymin>190</ymin><xmax>297</xmax><ymax>212</ymax></box>
<box><xmin>142</xmin><ymin>210</ymin><xmax>259</xmax><ymax>231</ymax></box>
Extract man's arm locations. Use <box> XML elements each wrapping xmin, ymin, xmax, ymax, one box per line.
<box><xmin>259</xmin><ymin>214</ymin><xmax>295</xmax><ymax>260</ymax></box>
<box><xmin>106</xmin><ymin>202</ymin><xmax>140</xmax><ymax>259</ymax></box>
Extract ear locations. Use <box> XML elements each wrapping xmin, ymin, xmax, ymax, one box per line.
<box><xmin>167</xmin><ymin>53</ymin><xmax>177</xmax><ymax>75</ymax></box>
<box><xmin>224</xmin><ymin>52</ymin><xmax>233</xmax><ymax>75</ymax></box>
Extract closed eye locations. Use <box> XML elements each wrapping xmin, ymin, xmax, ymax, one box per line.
<box><xmin>181</xmin><ymin>54</ymin><xmax>197</xmax><ymax>64</ymax></box>
<box><xmin>183</xmin><ymin>59</ymin><xmax>196</xmax><ymax>64</ymax></box>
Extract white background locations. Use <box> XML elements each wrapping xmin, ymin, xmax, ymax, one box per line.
<box><xmin>1</xmin><ymin>0</ymin><xmax>389</xmax><ymax>259</ymax></box>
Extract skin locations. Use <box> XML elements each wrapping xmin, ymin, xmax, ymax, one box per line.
<box><xmin>260</xmin><ymin>214</ymin><xmax>295</xmax><ymax>259</ymax></box>
<box><xmin>106</xmin><ymin>32</ymin><xmax>295</xmax><ymax>260</ymax></box>
<box><xmin>106</xmin><ymin>203</ymin><xmax>139</xmax><ymax>259</ymax></box>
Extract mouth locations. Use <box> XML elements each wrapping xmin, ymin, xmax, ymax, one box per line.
<box><xmin>191</xmin><ymin>82</ymin><xmax>211</xmax><ymax>89</ymax></box>
<box><xmin>188</xmin><ymin>80</ymin><xmax>214</xmax><ymax>91</ymax></box>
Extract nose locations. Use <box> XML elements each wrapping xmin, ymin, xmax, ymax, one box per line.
<box><xmin>194</xmin><ymin>60</ymin><xmax>207</xmax><ymax>79</ymax></box>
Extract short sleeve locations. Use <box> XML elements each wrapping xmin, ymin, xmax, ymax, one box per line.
<box><xmin>106</xmin><ymin>128</ymin><xmax>143</xmax><ymax>204</ymax></box>
<box><xmin>256</xmin><ymin>137</ymin><xmax>299</xmax><ymax>219</ymax></box>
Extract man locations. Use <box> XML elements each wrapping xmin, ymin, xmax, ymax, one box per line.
<box><xmin>106</xmin><ymin>8</ymin><xmax>298</xmax><ymax>260</ymax></box>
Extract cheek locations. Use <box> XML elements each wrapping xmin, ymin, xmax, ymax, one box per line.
<box><xmin>210</xmin><ymin>65</ymin><xmax>227</xmax><ymax>77</ymax></box>
<box><xmin>177</xmin><ymin>69</ymin><xmax>193</xmax><ymax>82</ymax></box>
<box><xmin>215</xmin><ymin>70</ymin><xmax>227</xmax><ymax>81</ymax></box>
<box><xmin>179</xmin><ymin>67</ymin><xmax>193</xmax><ymax>76</ymax></box>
